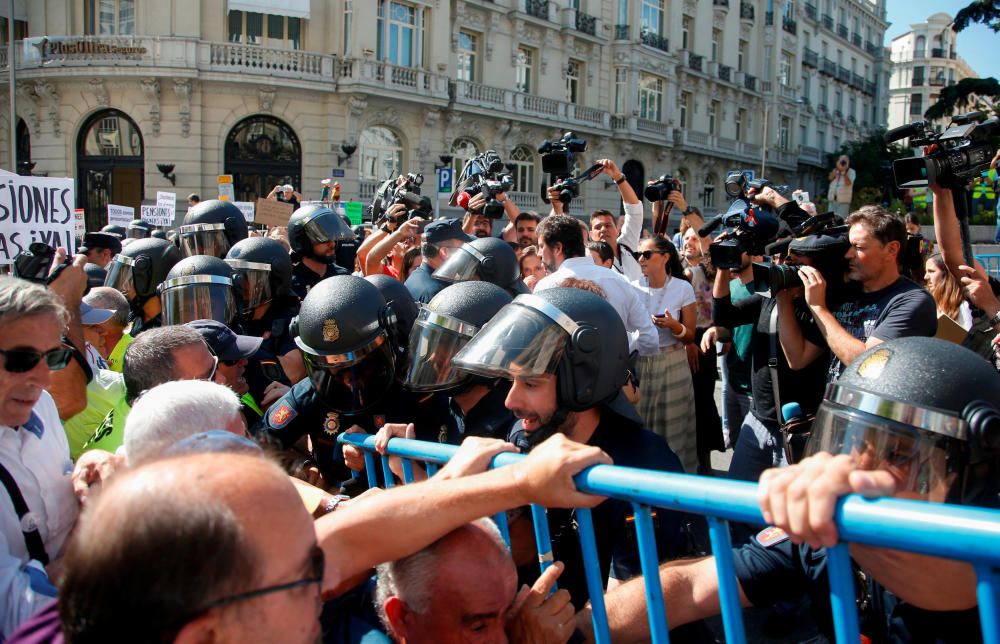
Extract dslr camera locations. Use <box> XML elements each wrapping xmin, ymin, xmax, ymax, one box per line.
<box><xmin>538</xmin><ymin>132</ymin><xmax>597</xmax><ymax>206</ymax></box>
<box><xmin>12</xmin><ymin>242</ymin><xmax>70</xmax><ymax>285</ymax></box>
<box><xmin>644</xmin><ymin>175</ymin><xmax>681</xmax><ymax>202</ymax></box>
<box><xmin>370</xmin><ymin>172</ymin><xmax>433</xmax><ymax>228</ymax></box>
<box><xmin>457</xmin><ymin>150</ymin><xmax>515</xmax><ymax>219</ymax></box>
<box><xmin>886</xmin><ymin>111</ymin><xmax>999</xmax><ymax>189</ymax></box>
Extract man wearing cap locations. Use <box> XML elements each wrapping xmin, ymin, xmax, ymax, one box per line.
<box><xmin>81</xmin><ymin>288</ymin><xmax>132</xmax><ymax>373</ymax></box>
<box><xmin>77</xmin><ymin>232</ymin><xmax>122</xmax><ymax>269</ymax></box>
<box><xmin>404</xmin><ymin>218</ymin><xmax>474</xmax><ymax>304</ymax></box>
<box><xmin>186</xmin><ymin>319</ymin><xmax>266</xmax><ymax>424</ymax></box>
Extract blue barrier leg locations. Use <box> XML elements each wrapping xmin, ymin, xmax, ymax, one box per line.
<box><xmin>576</xmin><ymin>508</ymin><xmax>610</xmax><ymax>644</ymax></box>
<box><xmin>425</xmin><ymin>462</ymin><xmax>439</xmax><ymax>477</ymax></box>
<box><xmin>976</xmin><ymin>565</ymin><xmax>1000</xmax><ymax>644</ymax></box>
<box><xmin>530</xmin><ymin>504</ymin><xmax>557</xmax><ymax>585</ymax></box>
<box><xmin>632</xmin><ymin>503</ymin><xmax>670</xmax><ymax>644</ymax></box>
<box><xmin>826</xmin><ymin>543</ymin><xmax>861</xmax><ymax>644</ymax></box>
<box><xmin>493</xmin><ymin>512</ymin><xmax>511</xmax><ymax>547</ymax></box>
<box><xmin>380</xmin><ymin>454</ymin><xmax>394</xmax><ymax>488</ymax></box>
<box><xmin>706</xmin><ymin>517</ymin><xmax>746</xmax><ymax>644</ymax></box>
<box><xmin>362</xmin><ymin>451</ymin><xmax>378</xmax><ymax>489</ymax></box>
<box><xmin>400</xmin><ymin>457</ymin><xmax>415</xmax><ymax>484</ymax></box>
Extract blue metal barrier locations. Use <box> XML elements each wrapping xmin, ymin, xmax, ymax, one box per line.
<box><xmin>339</xmin><ymin>434</ymin><xmax>1000</xmax><ymax>644</ymax></box>
<box><xmin>977</xmin><ymin>254</ymin><xmax>1000</xmax><ymax>279</ymax></box>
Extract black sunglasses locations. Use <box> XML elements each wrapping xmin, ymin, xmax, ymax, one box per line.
<box><xmin>632</xmin><ymin>250</ymin><xmax>667</xmax><ymax>261</ymax></box>
<box><xmin>0</xmin><ymin>346</ymin><xmax>73</xmax><ymax>373</ymax></box>
<box><xmin>206</xmin><ymin>546</ymin><xmax>324</xmax><ymax>610</ymax></box>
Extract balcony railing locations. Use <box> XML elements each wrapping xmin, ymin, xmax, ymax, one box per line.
<box><xmin>640</xmin><ymin>29</ymin><xmax>669</xmax><ymax>53</ymax></box>
<box><xmin>837</xmin><ymin>66</ymin><xmax>851</xmax><ymax>83</ymax></box>
<box><xmin>865</xmin><ymin>41</ymin><xmax>878</xmax><ymax>56</ymax></box>
<box><xmin>837</xmin><ymin>24</ymin><xmax>848</xmax><ymax>39</ymax></box>
<box><xmin>852</xmin><ymin>33</ymin><xmax>862</xmax><ymax>47</ymax></box>
<box><xmin>930</xmin><ymin>77</ymin><xmax>946</xmax><ymax>86</ymax></box>
<box><xmin>779</xmin><ymin>83</ymin><xmax>797</xmax><ymax>100</ymax></box>
<box><xmin>931</xmin><ymin>47</ymin><xmax>945</xmax><ymax>58</ymax></box>
<box><xmin>833</xmin><ymin>109</ymin><xmax>843</xmax><ymax>119</ymax></box>
<box><xmin>575</xmin><ymin>11</ymin><xmax>596</xmax><ymax>36</ymax></box>
<box><xmin>851</xmin><ymin>73</ymin><xmax>865</xmax><ymax>89</ymax></box>
<box><xmin>209</xmin><ymin>41</ymin><xmax>325</xmax><ymax>78</ymax></box>
<box><xmin>524</xmin><ymin>0</ymin><xmax>549</xmax><ymax>20</ymax></box>
<box><xmin>761</xmin><ymin>80</ymin><xmax>773</xmax><ymax>93</ymax></box>
<box><xmin>822</xmin><ymin>14</ymin><xmax>834</xmax><ymax>29</ymax></box>
<box><xmin>508</xmin><ymin>192</ymin><xmax>539</xmax><ymax>211</ymax></box>
<box><xmin>718</xmin><ymin>64</ymin><xmax>732</xmax><ymax>82</ymax></box>
<box><xmin>743</xmin><ymin>74</ymin><xmax>757</xmax><ymax>91</ymax></box>
<box><xmin>782</xmin><ymin>17</ymin><xmax>797</xmax><ymax>34</ymax></box>
<box><xmin>688</xmin><ymin>53</ymin><xmax>703</xmax><ymax>72</ymax></box>
<box><xmin>451</xmin><ymin>80</ymin><xmax>609</xmax><ymax>128</ymax></box>
<box><xmin>805</xmin><ymin>3</ymin><xmax>818</xmax><ymax>20</ymax></box>
<box><xmin>864</xmin><ymin>80</ymin><xmax>876</xmax><ymax>95</ymax></box>
<box><xmin>912</xmin><ymin>76</ymin><xmax>925</xmax><ymax>86</ymax></box>
<box><xmin>821</xmin><ymin>58</ymin><xmax>837</xmax><ymax>76</ymax></box>
<box><xmin>614</xmin><ymin>24</ymin><xmax>629</xmax><ymax>40</ymax></box>
<box><xmin>803</xmin><ymin>48</ymin><xmax>818</xmax><ymax>67</ymax></box>
<box><xmin>740</xmin><ymin>2</ymin><xmax>755</xmax><ymax>20</ymax></box>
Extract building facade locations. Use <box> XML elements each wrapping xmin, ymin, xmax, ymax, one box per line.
<box><xmin>1</xmin><ymin>0</ymin><xmax>888</xmax><ymax>231</ymax></box>
<box><xmin>887</xmin><ymin>12</ymin><xmax>977</xmax><ymax>132</ymax></box>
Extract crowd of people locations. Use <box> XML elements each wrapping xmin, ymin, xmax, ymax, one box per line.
<box><xmin>0</xmin><ymin>151</ymin><xmax>998</xmax><ymax>643</ymax></box>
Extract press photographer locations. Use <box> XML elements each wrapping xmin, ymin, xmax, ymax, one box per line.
<box><xmin>452</xmin><ymin>151</ymin><xmax>521</xmax><ymax>239</ymax></box>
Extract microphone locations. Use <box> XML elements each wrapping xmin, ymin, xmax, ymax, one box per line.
<box><xmin>698</xmin><ymin>216</ymin><xmax>724</xmax><ymax>238</ymax></box>
<box><xmin>781</xmin><ymin>402</ymin><xmax>803</xmax><ymax>425</ymax></box>
<box><xmin>455</xmin><ymin>191</ymin><xmax>471</xmax><ymax>210</ymax></box>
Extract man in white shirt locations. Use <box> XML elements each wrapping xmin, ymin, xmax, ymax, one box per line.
<box><xmin>534</xmin><ymin>215</ymin><xmax>658</xmax><ymax>356</ymax></box>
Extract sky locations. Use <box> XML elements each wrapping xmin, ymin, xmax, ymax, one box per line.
<box><xmin>885</xmin><ymin>1</ymin><xmax>999</xmax><ymax>79</ymax></box>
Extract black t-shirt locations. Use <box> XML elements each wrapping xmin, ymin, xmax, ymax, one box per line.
<box><xmin>289</xmin><ymin>260</ymin><xmax>350</xmax><ymax>300</ymax></box>
<box><xmin>828</xmin><ymin>277</ymin><xmax>937</xmax><ymax>380</ymax></box>
<box><xmin>713</xmin><ymin>294</ymin><xmax>828</xmax><ymax>426</ymax></box>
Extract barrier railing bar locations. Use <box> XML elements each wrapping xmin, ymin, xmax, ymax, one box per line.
<box><xmin>400</xmin><ymin>457</ymin><xmax>415</xmax><ymax>484</ymax></box>
<box><xmin>826</xmin><ymin>544</ymin><xmax>861</xmax><ymax>644</ymax></box>
<box><xmin>493</xmin><ymin>511</ymin><xmax>511</xmax><ymax>546</ymax></box>
<box><xmin>976</xmin><ymin>565</ymin><xmax>1000</xmax><ymax>644</ymax></box>
<box><xmin>530</xmin><ymin>504</ymin><xmax>557</xmax><ymax>585</ymax></box>
<box><xmin>706</xmin><ymin>516</ymin><xmax>747</xmax><ymax>644</ymax></box>
<box><xmin>575</xmin><ymin>508</ymin><xmax>611</xmax><ymax>644</ymax></box>
<box><xmin>425</xmin><ymin>462</ymin><xmax>438</xmax><ymax>477</ymax></box>
<box><xmin>380</xmin><ymin>455</ymin><xmax>395</xmax><ymax>488</ymax></box>
<box><xmin>362</xmin><ymin>451</ymin><xmax>378</xmax><ymax>489</ymax></box>
<box><xmin>632</xmin><ymin>503</ymin><xmax>671</xmax><ymax>642</ymax></box>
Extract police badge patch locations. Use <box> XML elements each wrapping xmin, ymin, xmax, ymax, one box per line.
<box><xmin>324</xmin><ymin>412</ymin><xmax>341</xmax><ymax>436</ymax></box>
<box><xmin>323</xmin><ymin>319</ymin><xmax>340</xmax><ymax>342</ymax></box>
<box><xmin>269</xmin><ymin>403</ymin><xmax>297</xmax><ymax>429</ymax></box>
<box><xmin>755</xmin><ymin>526</ymin><xmax>790</xmax><ymax>548</ymax></box>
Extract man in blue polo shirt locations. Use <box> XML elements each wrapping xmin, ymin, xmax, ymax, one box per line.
<box><xmin>404</xmin><ymin>218</ymin><xmax>473</xmax><ymax>304</ymax></box>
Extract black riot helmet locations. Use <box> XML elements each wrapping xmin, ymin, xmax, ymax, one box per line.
<box><xmin>150</xmin><ymin>229</ymin><xmax>169</xmax><ymax>240</ymax></box>
<box><xmin>364</xmin><ymin>274</ymin><xmax>419</xmax><ymax>361</ymax></box>
<box><xmin>127</xmin><ymin>220</ymin><xmax>153</xmax><ymax>239</ymax></box>
<box><xmin>179</xmin><ymin>199</ymin><xmax>249</xmax><ymax>258</ymax></box>
<box><xmin>225</xmin><ymin>237</ymin><xmax>293</xmax><ymax>315</ymax></box>
<box><xmin>101</xmin><ymin>224</ymin><xmax>126</xmax><ymax>239</ymax></box>
<box><xmin>433</xmin><ymin>236</ymin><xmax>528</xmax><ymax>295</ymax></box>
<box><xmin>158</xmin><ymin>255</ymin><xmax>239</xmax><ymax>327</ymax></box>
<box><xmin>455</xmin><ymin>287</ymin><xmax>631</xmax><ymax>414</ymax></box>
<box><xmin>805</xmin><ymin>337</ymin><xmax>1000</xmax><ymax>506</ymax></box>
<box><xmin>105</xmin><ymin>238</ymin><xmax>182</xmax><ymax>307</ymax></box>
<box><xmin>287</xmin><ymin>204</ymin><xmax>355</xmax><ymax>258</ymax></box>
<box><xmin>83</xmin><ymin>263</ymin><xmax>107</xmax><ymax>292</ymax></box>
<box><xmin>292</xmin><ymin>275</ymin><xmax>396</xmax><ymax>413</ymax></box>
<box><xmin>403</xmin><ymin>281</ymin><xmax>512</xmax><ymax>392</ymax></box>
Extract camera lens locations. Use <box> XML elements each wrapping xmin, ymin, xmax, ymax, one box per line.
<box><xmin>769</xmin><ymin>264</ymin><xmax>802</xmax><ymax>292</ymax></box>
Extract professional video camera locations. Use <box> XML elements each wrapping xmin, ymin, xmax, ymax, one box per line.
<box><xmin>886</xmin><ymin>111</ymin><xmax>999</xmax><ymax>189</ymax></box>
<box><xmin>698</xmin><ymin>172</ymin><xmax>793</xmax><ymax>269</ymax></box>
<box><xmin>750</xmin><ymin>211</ymin><xmax>849</xmax><ymax>294</ymax></box>
<box><xmin>538</xmin><ymin>132</ymin><xmax>597</xmax><ymax>206</ymax></box>
<box><xmin>370</xmin><ymin>172</ymin><xmax>433</xmax><ymax>228</ymax></box>
<box><xmin>454</xmin><ymin>150</ymin><xmax>515</xmax><ymax>218</ymax></box>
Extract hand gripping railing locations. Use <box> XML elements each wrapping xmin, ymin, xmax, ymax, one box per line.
<box><xmin>338</xmin><ymin>434</ymin><xmax>1000</xmax><ymax>644</ymax></box>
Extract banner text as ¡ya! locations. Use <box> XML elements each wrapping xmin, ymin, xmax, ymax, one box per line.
<box><xmin>0</xmin><ymin>176</ymin><xmax>76</xmax><ymax>263</ymax></box>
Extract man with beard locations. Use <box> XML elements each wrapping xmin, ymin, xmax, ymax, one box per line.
<box><xmin>286</xmin><ymin>204</ymin><xmax>355</xmax><ymax>300</ymax></box>
<box><xmin>451</xmin><ymin>288</ymin><xmax>694</xmax><ymax>620</ymax></box>
<box><xmin>512</xmin><ymin>211</ymin><xmax>541</xmax><ymax>249</ymax></box>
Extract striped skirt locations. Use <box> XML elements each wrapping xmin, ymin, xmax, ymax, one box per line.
<box><xmin>635</xmin><ymin>345</ymin><xmax>698</xmax><ymax>474</ymax></box>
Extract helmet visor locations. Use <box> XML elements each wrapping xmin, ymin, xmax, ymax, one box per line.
<box><xmin>432</xmin><ymin>246</ymin><xmax>482</xmax><ymax>284</ymax></box>
<box><xmin>179</xmin><ymin>224</ymin><xmax>230</xmax><ymax>259</ymax></box>
<box><xmin>453</xmin><ymin>298</ymin><xmax>570</xmax><ymax>379</ymax></box>
<box><xmin>303</xmin><ymin>336</ymin><xmax>395</xmax><ymax>413</ymax></box>
<box><xmin>127</xmin><ymin>224</ymin><xmax>150</xmax><ymax>239</ymax></box>
<box><xmin>226</xmin><ymin>259</ymin><xmax>273</xmax><ymax>313</ymax></box>
<box><xmin>302</xmin><ymin>211</ymin><xmax>355</xmax><ymax>245</ymax></box>
<box><xmin>104</xmin><ymin>255</ymin><xmax>137</xmax><ymax>301</ymax></box>
<box><xmin>160</xmin><ymin>275</ymin><xmax>238</xmax><ymax>326</ymax></box>
<box><xmin>402</xmin><ymin>308</ymin><xmax>480</xmax><ymax>391</ymax></box>
<box><xmin>805</xmin><ymin>401</ymin><xmax>960</xmax><ymax>502</ymax></box>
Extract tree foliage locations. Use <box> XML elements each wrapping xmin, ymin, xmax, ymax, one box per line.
<box><xmin>926</xmin><ymin>1</ymin><xmax>1000</xmax><ymax>120</ymax></box>
<box><xmin>953</xmin><ymin>0</ymin><xmax>1000</xmax><ymax>33</ymax></box>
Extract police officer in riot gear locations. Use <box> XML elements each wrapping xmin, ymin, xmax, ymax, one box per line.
<box><xmin>287</xmin><ymin>204</ymin><xmax>354</xmax><ymax>299</ymax></box>
<box><xmin>158</xmin><ymin>255</ymin><xmax>239</xmax><ymax>327</ymax></box>
<box><xmin>101</xmin><ymin>224</ymin><xmax>126</xmax><ymax>239</ymax></box>
<box><xmin>178</xmin><ymin>199</ymin><xmax>249</xmax><ymax>258</ymax></box>
<box><xmin>104</xmin><ymin>237</ymin><xmax>181</xmax><ymax>334</ymax></box>
<box><xmin>260</xmin><ymin>275</ymin><xmax>455</xmax><ymax>491</ymax></box>
<box><xmin>590</xmin><ymin>336</ymin><xmax>1000</xmax><ymax>643</ymax></box>
<box><xmin>364</xmin><ymin>274</ymin><xmax>420</xmax><ymax>368</ymax></box>
<box><xmin>453</xmin><ymin>287</ymin><xmax>689</xmax><ymax>610</ymax></box>
<box><xmin>126</xmin><ymin>220</ymin><xmax>153</xmax><ymax>239</ymax></box>
<box><xmin>433</xmin><ymin>236</ymin><xmax>529</xmax><ymax>296</ymax></box>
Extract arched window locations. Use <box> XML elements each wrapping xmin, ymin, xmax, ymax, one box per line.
<box><xmin>224</xmin><ymin>115</ymin><xmax>301</xmax><ymax>203</ymax></box>
<box><xmin>359</xmin><ymin>126</ymin><xmax>402</xmax><ymax>181</ymax></box>
<box><xmin>451</xmin><ymin>138</ymin><xmax>480</xmax><ymax>179</ymax></box>
<box><xmin>77</xmin><ymin>109</ymin><xmax>144</xmax><ymax>231</ymax></box>
<box><xmin>914</xmin><ymin>35</ymin><xmax>926</xmax><ymax>58</ymax></box>
<box><xmin>508</xmin><ymin>146</ymin><xmax>536</xmax><ymax>194</ymax></box>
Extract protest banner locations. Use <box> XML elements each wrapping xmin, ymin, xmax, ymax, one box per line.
<box><xmin>74</xmin><ymin>208</ymin><xmax>86</xmax><ymax>239</ymax></box>
<box><xmin>218</xmin><ymin>175</ymin><xmax>235</xmax><ymax>201</ymax></box>
<box><xmin>140</xmin><ymin>204</ymin><xmax>172</xmax><ymax>226</ymax></box>
<box><xmin>0</xmin><ymin>175</ymin><xmax>76</xmax><ymax>265</ymax></box>
<box><xmin>344</xmin><ymin>201</ymin><xmax>364</xmax><ymax>225</ymax></box>
<box><xmin>107</xmin><ymin>204</ymin><xmax>135</xmax><ymax>227</ymax></box>
<box><xmin>254</xmin><ymin>198</ymin><xmax>293</xmax><ymax>227</ymax></box>
<box><xmin>234</xmin><ymin>201</ymin><xmax>255</xmax><ymax>222</ymax></box>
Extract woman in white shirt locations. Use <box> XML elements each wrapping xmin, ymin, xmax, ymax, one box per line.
<box><xmin>631</xmin><ymin>236</ymin><xmax>699</xmax><ymax>473</ymax></box>
<box><xmin>926</xmin><ymin>253</ymin><xmax>974</xmax><ymax>330</ymax></box>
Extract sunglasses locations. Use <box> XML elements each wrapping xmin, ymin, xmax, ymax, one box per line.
<box><xmin>632</xmin><ymin>250</ymin><xmax>667</xmax><ymax>260</ymax></box>
<box><xmin>0</xmin><ymin>346</ymin><xmax>73</xmax><ymax>373</ymax></box>
<box><xmin>206</xmin><ymin>546</ymin><xmax>325</xmax><ymax>610</ymax></box>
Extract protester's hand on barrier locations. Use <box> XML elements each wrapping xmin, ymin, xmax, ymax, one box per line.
<box><xmin>374</xmin><ymin>423</ymin><xmax>415</xmax><ymax>455</ymax></box>
<box><xmin>341</xmin><ymin>425</ymin><xmax>370</xmax><ymax>472</ymax></box>
<box><xmin>291</xmin><ymin>458</ymin><xmax>325</xmax><ymax>488</ymax></box>
<box><xmin>71</xmin><ymin>449</ymin><xmax>122</xmax><ymax>506</ymax></box>
<box><xmin>796</xmin><ymin>265</ymin><xmax>828</xmax><ymax>309</ymax></box>
<box><xmin>685</xmin><ymin>343</ymin><xmax>700</xmax><ymax>374</ymax></box>
<box><xmin>261</xmin><ymin>381</ymin><xmax>291</xmax><ymax>408</ymax></box>
<box><xmin>513</xmin><ymin>434</ymin><xmax>611</xmax><ymax>509</ymax></box>
<box><xmin>436</xmin><ymin>436</ymin><xmax>518</xmax><ymax>481</ymax></box>
<box><xmin>757</xmin><ymin>452</ymin><xmax>896</xmax><ymax>549</ymax></box>
<box><xmin>958</xmin><ymin>263</ymin><xmax>1000</xmax><ymax>317</ymax></box>
<box><xmin>48</xmin><ymin>250</ymin><xmax>88</xmax><ymax>307</ymax></box>
<box><xmin>506</xmin><ymin>561</ymin><xmax>576</xmax><ymax>644</ymax></box>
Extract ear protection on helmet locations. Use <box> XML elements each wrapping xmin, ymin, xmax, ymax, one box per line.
<box><xmin>378</xmin><ymin>304</ymin><xmax>402</xmax><ymax>355</ymax></box>
<box><xmin>556</xmin><ymin>323</ymin><xmax>603</xmax><ymax>410</ymax></box>
<box><xmin>964</xmin><ymin>400</ymin><xmax>1000</xmax><ymax>463</ymax></box>
<box><xmin>132</xmin><ymin>255</ymin><xmax>153</xmax><ymax>299</ymax></box>
<box><xmin>479</xmin><ymin>255</ymin><xmax>497</xmax><ymax>283</ymax></box>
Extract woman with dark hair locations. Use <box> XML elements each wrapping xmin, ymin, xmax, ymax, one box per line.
<box><xmin>631</xmin><ymin>235</ymin><xmax>699</xmax><ymax>473</ymax></box>
<box><xmin>518</xmin><ymin>245</ymin><xmax>547</xmax><ymax>291</ymax></box>
<box><xmin>401</xmin><ymin>246</ymin><xmax>423</xmax><ymax>283</ymax></box>
<box><xmin>925</xmin><ymin>253</ymin><xmax>973</xmax><ymax>330</ymax></box>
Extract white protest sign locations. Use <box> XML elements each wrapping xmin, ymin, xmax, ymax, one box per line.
<box><xmin>0</xmin><ymin>175</ymin><xmax>75</xmax><ymax>265</ymax></box>
<box><xmin>140</xmin><ymin>205</ymin><xmax>171</xmax><ymax>226</ymax></box>
<box><xmin>234</xmin><ymin>201</ymin><xmax>255</xmax><ymax>222</ymax></box>
<box><xmin>107</xmin><ymin>204</ymin><xmax>134</xmax><ymax>227</ymax></box>
<box><xmin>218</xmin><ymin>175</ymin><xmax>235</xmax><ymax>201</ymax></box>
<box><xmin>156</xmin><ymin>191</ymin><xmax>176</xmax><ymax>220</ymax></box>
<box><xmin>74</xmin><ymin>208</ymin><xmax>86</xmax><ymax>239</ymax></box>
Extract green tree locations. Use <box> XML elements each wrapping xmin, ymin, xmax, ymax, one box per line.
<box><xmin>926</xmin><ymin>2</ymin><xmax>1000</xmax><ymax>120</ymax></box>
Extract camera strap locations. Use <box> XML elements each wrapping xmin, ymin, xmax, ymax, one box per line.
<box><xmin>0</xmin><ymin>461</ymin><xmax>50</xmax><ymax>565</ymax></box>
<box><xmin>768</xmin><ymin>305</ymin><xmax>784</xmax><ymax>424</ymax></box>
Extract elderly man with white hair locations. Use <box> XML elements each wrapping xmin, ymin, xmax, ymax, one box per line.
<box><xmin>123</xmin><ymin>380</ymin><xmax>245</xmax><ymax>467</ymax></box>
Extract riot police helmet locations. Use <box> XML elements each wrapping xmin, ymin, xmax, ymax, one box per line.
<box><xmin>150</xmin><ymin>229</ymin><xmax>169</xmax><ymax>240</ymax></box>
<box><xmin>433</xmin><ymin>236</ymin><xmax>528</xmax><ymax>295</ymax></box>
<box><xmin>403</xmin><ymin>281</ymin><xmax>512</xmax><ymax>392</ymax></box>
<box><xmin>454</xmin><ymin>287</ymin><xmax>630</xmax><ymax>412</ymax></box>
<box><xmin>84</xmin><ymin>263</ymin><xmax>107</xmax><ymax>292</ymax></box>
<box><xmin>101</xmin><ymin>224</ymin><xmax>127</xmax><ymax>239</ymax></box>
<box><xmin>287</xmin><ymin>204</ymin><xmax>355</xmax><ymax>257</ymax></box>
<box><xmin>127</xmin><ymin>220</ymin><xmax>153</xmax><ymax>239</ymax></box>
<box><xmin>225</xmin><ymin>237</ymin><xmax>293</xmax><ymax>314</ymax></box>
<box><xmin>292</xmin><ymin>275</ymin><xmax>395</xmax><ymax>413</ymax></box>
<box><xmin>158</xmin><ymin>255</ymin><xmax>239</xmax><ymax>327</ymax></box>
<box><xmin>104</xmin><ymin>238</ymin><xmax>182</xmax><ymax>306</ymax></box>
<box><xmin>805</xmin><ymin>337</ymin><xmax>1000</xmax><ymax>505</ymax></box>
<box><xmin>178</xmin><ymin>199</ymin><xmax>249</xmax><ymax>258</ymax></box>
<box><xmin>364</xmin><ymin>274</ymin><xmax>419</xmax><ymax>357</ymax></box>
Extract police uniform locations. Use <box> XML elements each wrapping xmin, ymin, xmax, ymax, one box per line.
<box><xmin>403</xmin><ymin>263</ymin><xmax>450</xmax><ymax>304</ymax></box>
<box><xmin>448</xmin><ymin>380</ymin><xmax>515</xmax><ymax>441</ymax></box>
<box><xmin>242</xmin><ymin>295</ymin><xmax>301</xmax><ymax>398</ymax></box>
<box><xmin>290</xmin><ymin>261</ymin><xmax>349</xmax><ymax>300</ymax></box>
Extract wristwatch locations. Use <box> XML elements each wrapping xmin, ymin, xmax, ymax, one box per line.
<box><xmin>614</xmin><ymin>175</ymin><xmax>627</xmax><ymax>185</ymax></box>
<box><xmin>323</xmin><ymin>494</ymin><xmax>351</xmax><ymax>515</ymax></box>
